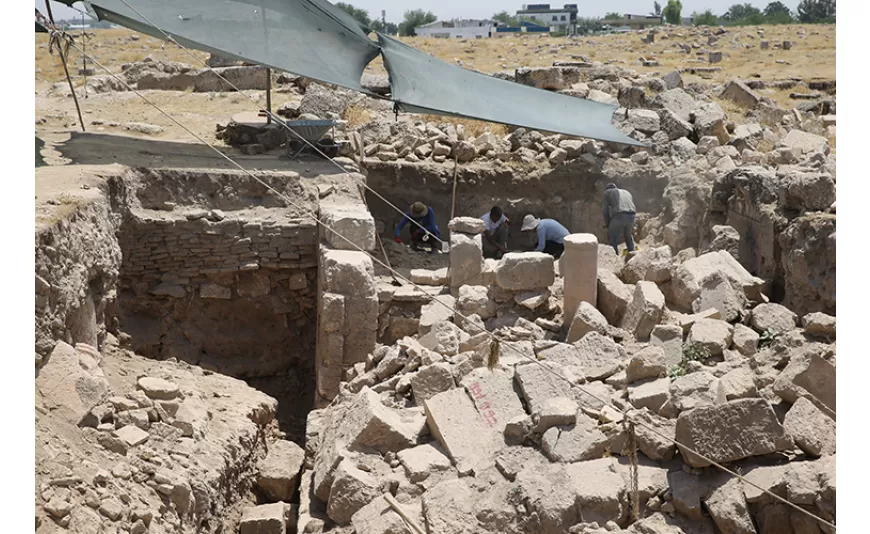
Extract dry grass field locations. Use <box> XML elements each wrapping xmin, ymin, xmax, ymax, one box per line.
<box><xmin>35</xmin><ymin>24</ymin><xmax>835</xmax><ymax>155</ymax></box>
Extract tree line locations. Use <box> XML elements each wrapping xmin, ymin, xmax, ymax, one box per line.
<box><xmin>334</xmin><ymin>1</ymin><xmax>834</xmax><ymax>38</ymax></box>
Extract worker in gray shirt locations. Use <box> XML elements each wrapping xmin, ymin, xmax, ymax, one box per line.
<box><xmin>602</xmin><ymin>183</ymin><xmax>637</xmax><ymax>255</ymax></box>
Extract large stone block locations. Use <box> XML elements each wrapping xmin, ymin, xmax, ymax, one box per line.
<box><xmin>460</xmin><ymin>368</ymin><xmax>526</xmax><ymax>433</ymax></box>
<box><xmin>566</xmin><ymin>301</ymin><xmax>609</xmax><ymax>343</ymax></box>
<box><xmin>239</xmin><ymin>502</ymin><xmax>292</xmax><ymax>534</ymax></box>
<box><xmin>671</xmin><ymin>251</ymin><xmax>764</xmax><ymax>311</ymax></box>
<box><xmin>562</xmin><ymin>234</ymin><xmax>599</xmax><ymax>322</ymax></box>
<box><xmin>621</xmin><ymin>245</ymin><xmax>672</xmax><ymax>284</ymax></box>
<box><xmin>566</xmin><ymin>458</ymin><xmax>627</xmax><ymax>526</ymax></box>
<box><xmin>36</xmin><ymin>341</ymin><xmax>109</xmax><ymax>425</ymax></box>
<box><xmin>341</xmin><ymin>388</ymin><xmax>426</xmax><ymax>453</ymax></box>
<box><xmin>455</xmin><ymin>285</ymin><xmax>494</xmax><ymax>321</ymax></box>
<box><xmin>675</xmin><ymin>398</ymin><xmax>794</xmax><ymax>467</ymax></box>
<box><xmin>662</xmin><ymin>371</ymin><xmax>726</xmax><ymax>417</ymax></box>
<box><xmin>692</xmin><ymin>270</ymin><xmax>747</xmax><ymax>322</ymax></box>
<box><xmin>424</xmin><ymin>388</ymin><xmax>503</xmax><ymax>474</ymax></box>
<box><xmin>327</xmin><ymin>459</ymin><xmax>381</xmax><ymax>526</ymax></box>
<box><xmin>257</xmin><ymin>440</ymin><xmax>305</xmax><ymax>502</ymax></box>
<box><xmin>449</xmin><ymin>233</ymin><xmax>484</xmax><ymax>287</ymax></box>
<box><xmin>411</xmin><ymin>362</ymin><xmax>456</xmax><ymax>404</ymax></box>
<box><xmin>320</xmin><ymin>203</ymin><xmax>376</xmax><ymax>251</ymax></box>
<box><xmin>320</xmin><ymin>249</ymin><xmax>376</xmax><ymax>296</ymax></box>
<box><xmin>687</xmin><ymin>318</ymin><xmax>733</xmax><ymax>356</ymax></box>
<box><xmin>621</xmin><ymin>281</ymin><xmax>665</xmax><ymax>340</ymax></box>
<box><xmin>750</xmin><ymin>303</ymin><xmax>798</xmax><ymax>334</ymax></box>
<box><xmin>448</xmin><ymin>217</ymin><xmax>485</xmax><ymax>234</ymax></box>
<box><xmin>419</xmin><ymin>294</ymin><xmax>456</xmax><ymax>336</ymax></box>
<box><xmin>628</xmin><ymin>377</ymin><xmax>671</xmax><ymax>413</ymax></box>
<box><xmin>541</xmin><ymin>414</ymin><xmax>609</xmax><ymax>463</ymax></box>
<box><xmin>650</xmin><ymin>324</ymin><xmax>684</xmax><ymax>368</ymax></box>
<box><xmin>397</xmin><ymin>443</ymin><xmax>452</xmax><ymax>483</ymax></box>
<box><xmin>352</xmin><ymin>496</ymin><xmax>423</xmax><ymax>534</ymax></box>
<box><xmin>495</xmin><ymin>252</ymin><xmax>555</xmax><ymax>291</ymax></box>
<box><xmin>573</xmin><ymin>331</ymin><xmax>626</xmax><ymax>381</ymax></box>
<box><xmin>597</xmin><ymin>269</ymin><xmax>631</xmax><ymax>326</ymax></box>
<box><xmin>515</xmin><ymin>361</ymin><xmax>576</xmax><ymax>416</ymax></box>
<box><xmin>783</xmin><ymin>397</ymin><xmax>836</xmax><ymax>457</ymax></box>
<box><xmin>772</xmin><ymin>351</ymin><xmax>836</xmax><ymax>413</ymax></box>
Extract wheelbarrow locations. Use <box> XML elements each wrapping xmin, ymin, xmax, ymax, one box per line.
<box><xmin>283</xmin><ymin>119</ymin><xmax>341</xmax><ymax>159</ymax></box>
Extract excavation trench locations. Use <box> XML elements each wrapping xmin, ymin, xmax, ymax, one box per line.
<box><xmin>37</xmin><ymin>166</ymin><xmax>331</xmax><ymax>443</ymax></box>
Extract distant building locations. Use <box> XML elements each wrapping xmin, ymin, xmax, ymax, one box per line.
<box><xmin>415</xmin><ymin>19</ymin><xmax>496</xmax><ymax>39</ymax></box>
<box><xmin>516</xmin><ymin>4</ymin><xmax>578</xmax><ymax>31</ymax></box>
<box><xmin>494</xmin><ymin>20</ymin><xmax>550</xmax><ymax>36</ymax></box>
<box><xmin>601</xmin><ymin>14</ymin><xmax>664</xmax><ymax>30</ymax></box>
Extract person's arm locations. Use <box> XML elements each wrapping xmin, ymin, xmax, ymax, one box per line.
<box><xmin>395</xmin><ymin>213</ymin><xmax>410</xmax><ymax>238</ymax></box>
<box><xmin>602</xmin><ymin>191</ymin><xmax>614</xmax><ymax>226</ymax></box>
<box><xmin>535</xmin><ymin>224</ymin><xmax>546</xmax><ymax>252</ymax></box>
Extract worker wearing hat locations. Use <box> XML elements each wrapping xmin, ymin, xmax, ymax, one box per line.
<box><xmin>601</xmin><ymin>183</ymin><xmax>637</xmax><ymax>255</ymax></box>
<box><xmin>395</xmin><ymin>202</ymin><xmax>441</xmax><ymax>251</ymax></box>
<box><xmin>521</xmin><ymin>214</ymin><xmax>569</xmax><ymax>259</ymax></box>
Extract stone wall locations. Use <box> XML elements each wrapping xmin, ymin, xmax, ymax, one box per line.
<box><xmin>116</xmin><ymin>213</ymin><xmax>319</xmax><ymax>379</ymax></box>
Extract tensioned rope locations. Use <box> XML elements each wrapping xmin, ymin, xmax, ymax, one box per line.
<box><xmin>61</xmin><ymin>33</ymin><xmax>836</xmax><ymax>532</ymax></box>
<box><xmin>111</xmin><ymin>0</ymin><xmax>447</xmax><ymax>247</ymax></box>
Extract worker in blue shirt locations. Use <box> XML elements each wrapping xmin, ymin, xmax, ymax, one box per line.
<box><xmin>395</xmin><ymin>202</ymin><xmax>441</xmax><ymax>252</ymax></box>
<box><xmin>521</xmin><ymin>214</ymin><xmax>569</xmax><ymax>259</ymax></box>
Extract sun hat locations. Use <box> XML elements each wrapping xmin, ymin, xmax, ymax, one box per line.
<box><xmin>521</xmin><ymin>214</ymin><xmax>540</xmax><ymax>231</ymax></box>
<box><xmin>410</xmin><ymin>202</ymin><xmax>427</xmax><ymax>217</ymax></box>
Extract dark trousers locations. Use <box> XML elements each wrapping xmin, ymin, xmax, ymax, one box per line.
<box><xmin>608</xmin><ymin>212</ymin><xmax>636</xmax><ymax>254</ymax></box>
<box><xmin>542</xmin><ymin>240</ymin><xmax>564</xmax><ymax>259</ymax></box>
<box><xmin>483</xmin><ymin>225</ymin><xmax>509</xmax><ymax>259</ymax></box>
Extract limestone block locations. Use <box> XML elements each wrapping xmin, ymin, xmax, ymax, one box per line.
<box><xmin>449</xmin><ymin>233</ymin><xmax>484</xmax><ymax>287</ymax></box>
<box><xmin>460</xmin><ymin>368</ymin><xmax>526</xmax><ymax>433</ymax></box>
<box><xmin>495</xmin><ymin>252</ymin><xmax>555</xmax><ymax>291</ymax></box>
<box><xmin>448</xmin><ymin>217</ymin><xmax>485</xmax><ymax>234</ymax></box>
<box><xmin>397</xmin><ymin>443</ymin><xmax>453</xmax><ymax>483</ymax></box>
<box><xmin>239</xmin><ymin>502</ymin><xmax>292</xmax><ymax>534</ymax></box>
<box><xmin>257</xmin><ymin>440</ymin><xmax>305</xmax><ymax>502</ymax></box>
<box><xmin>424</xmin><ymin>388</ymin><xmax>503</xmax><ymax>474</ymax></box>
<box><xmin>621</xmin><ymin>281</ymin><xmax>665</xmax><ymax>340</ymax></box>
<box><xmin>562</xmin><ymin>234</ymin><xmax>599</xmax><ymax>321</ymax></box>
<box><xmin>650</xmin><ymin>325</ymin><xmax>684</xmax><ymax>368</ymax></box>
<box><xmin>597</xmin><ymin>269</ymin><xmax>632</xmax><ymax>326</ymax></box>
<box><xmin>566</xmin><ymin>301</ymin><xmax>609</xmax><ymax>343</ymax></box>
<box><xmin>320</xmin><ymin>203</ymin><xmax>376</xmax><ymax>251</ymax></box>
<box><xmin>675</xmin><ymin>398</ymin><xmax>793</xmax><ymax>467</ymax></box>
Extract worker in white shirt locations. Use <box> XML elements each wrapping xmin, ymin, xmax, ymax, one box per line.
<box><xmin>481</xmin><ymin>206</ymin><xmax>510</xmax><ymax>259</ymax></box>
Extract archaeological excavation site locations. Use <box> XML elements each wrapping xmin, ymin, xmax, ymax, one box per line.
<box><xmin>35</xmin><ymin>5</ymin><xmax>836</xmax><ymax>534</ymax></box>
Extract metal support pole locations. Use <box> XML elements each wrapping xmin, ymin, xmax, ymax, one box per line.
<box><xmin>265</xmin><ymin>68</ymin><xmax>272</xmax><ymax>124</ymax></box>
<box><xmin>45</xmin><ymin>1</ymin><xmax>86</xmax><ymax>132</ymax></box>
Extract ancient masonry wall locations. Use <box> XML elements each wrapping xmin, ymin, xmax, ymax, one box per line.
<box><xmin>116</xmin><ymin>213</ymin><xmax>319</xmax><ymax>380</ymax></box>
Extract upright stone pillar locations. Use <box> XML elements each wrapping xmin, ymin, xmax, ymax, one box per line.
<box><xmin>562</xmin><ymin>233</ymin><xmax>599</xmax><ymax>323</ymax></box>
<box><xmin>448</xmin><ymin>217</ymin><xmax>486</xmax><ymax>293</ymax></box>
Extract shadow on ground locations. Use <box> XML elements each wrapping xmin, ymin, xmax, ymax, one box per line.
<box><xmin>53</xmin><ymin>131</ymin><xmax>344</xmax><ymax>176</ymax></box>
<box><xmin>36</xmin><ymin>136</ymin><xmax>46</xmax><ymax>168</ymax></box>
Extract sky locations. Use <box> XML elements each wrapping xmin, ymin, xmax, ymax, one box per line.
<box><xmin>37</xmin><ymin>0</ymin><xmax>803</xmax><ymax>23</ymax></box>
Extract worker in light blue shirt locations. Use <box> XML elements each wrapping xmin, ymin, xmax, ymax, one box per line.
<box><xmin>521</xmin><ymin>214</ymin><xmax>569</xmax><ymax>259</ymax></box>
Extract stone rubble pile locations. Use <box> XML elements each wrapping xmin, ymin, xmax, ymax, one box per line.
<box><xmin>35</xmin><ymin>338</ymin><xmax>300</xmax><ymax>534</ymax></box>
<box><xmin>300</xmin><ymin>241</ymin><xmax>836</xmax><ymax>534</ymax></box>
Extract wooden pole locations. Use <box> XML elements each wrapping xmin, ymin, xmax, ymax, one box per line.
<box><xmin>265</xmin><ymin>68</ymin><xmax>272</xmax><ymax>124</ymax></box>
<box><xmin>450</xmin><ymin>156</ymin><xmax>459</xmax><ymax>221</ymax></box>
<box><xmin>45</xmin><ymin>1</ymin><xmax>86</xmax><ymax>132</ymax></box>
<box><xmin>383</xmin><ymin>494</ymin><xmax>426</xmax><ymax>534</ymax></box>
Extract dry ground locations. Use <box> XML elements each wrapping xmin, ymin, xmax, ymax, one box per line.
<box><xmin>35</xmin><ymin>24</ymin><xmax>835</xmax><ymax>165</ymax></box>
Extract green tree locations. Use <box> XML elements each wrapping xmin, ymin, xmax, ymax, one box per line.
<box><xmin>604</xmin><ymin>12</ymin><xmax>623</xmax><ymax>20</ymax></box>
<box><xmin>370</xmin><ymin>19</ymin><xmax>399</xmax><ymax>34</ymax></box>
<box><xmin>663</xmin><ymin>0</ymin><xmax>682</xmax><ymax>24</ymax></box>
<box><xmin>398</xmin><ymin>9</ymin><xmax>438</xmax><ymax>36</ymax></box>
<box><xmin>652</xmin><ymin>1</ymin><xmax>663</xmax><ymax>16</ymax></box>
<box><xmin>693</xmin><ymin>9</ymin><xmax>719</xmax><ymax>25</ymax></box>
<box><xmin>764</xmin><ymin>1</ymin><xmax>791</xmax><ymax>16</ymax></box>
<box><xmin>335</xmin><ymin>2</ymin><xmax>371</xmax><ymax>27</ymax></box>
<box><xmin>724</xmin><ymin>3</ymin><xmax>763</xmax><ymax>21</ymax></box>
<box><xmin>797</xmin><ymin>0</ymin><xmax>835</xmax><ymax>23</ymax></box>
<box><xmin>492</xmin><ymin>11</ymin><xmax>520</xmax><ymax>26</ymax></box>
<box><xmin>576</xmin><ymin>17</ymin><xmax>605</xmax><ymax>34</ymax></box>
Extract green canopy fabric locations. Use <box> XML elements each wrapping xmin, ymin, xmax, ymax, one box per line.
<box><xmin>65</xmin><ymin>0</ymin><xmax>643</xmax><ymax>146</ymax></box>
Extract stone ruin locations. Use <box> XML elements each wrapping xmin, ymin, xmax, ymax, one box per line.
<box><xmin>36</xmin><ymin>37</ymin><xmax>836</xmax><ymax>534</ymax></box>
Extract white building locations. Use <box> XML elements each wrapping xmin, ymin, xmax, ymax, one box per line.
<box><xmin>415</xmin><ymin>19</ymin><xmax>496</xmax><ymax>39</ymax></box>
<box><xmin>516</xmin><ymin>3</ymin><xmax>578</xmax><ymax>30</ymax></box>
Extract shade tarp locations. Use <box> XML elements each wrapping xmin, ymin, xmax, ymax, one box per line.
<box><xmin>67</xmin><ymin>0</ymin><xmax>380</xmax><ymax>93</ymax></box>
<box><xmin>378</xmin><ymin>34</ymin><xmax>639</xmax><ymax>145</ymax></box>
<box><xmin>64</xmin><ymin>0</ymin><xmax>643</xmax><ymax>146</ymax></box>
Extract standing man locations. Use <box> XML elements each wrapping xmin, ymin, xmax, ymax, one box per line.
<box><xmin>395</xmin><ymin>201</ymin><xmax>441</xmax><ymax>252</ymax></box>
<box><xmin>521</xmin><ymin>214</ymin><xmax>569</xmax><ymax>259</ymax></box>
<box><xmin>481</xmin><ymin>206</ymin><xmax>510</xmax><ymax>259</ymax></box>
<box><xmin>602</xmin><ymin>183</ymin><xmax>637</xmax><ymax>255</ymax></box>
